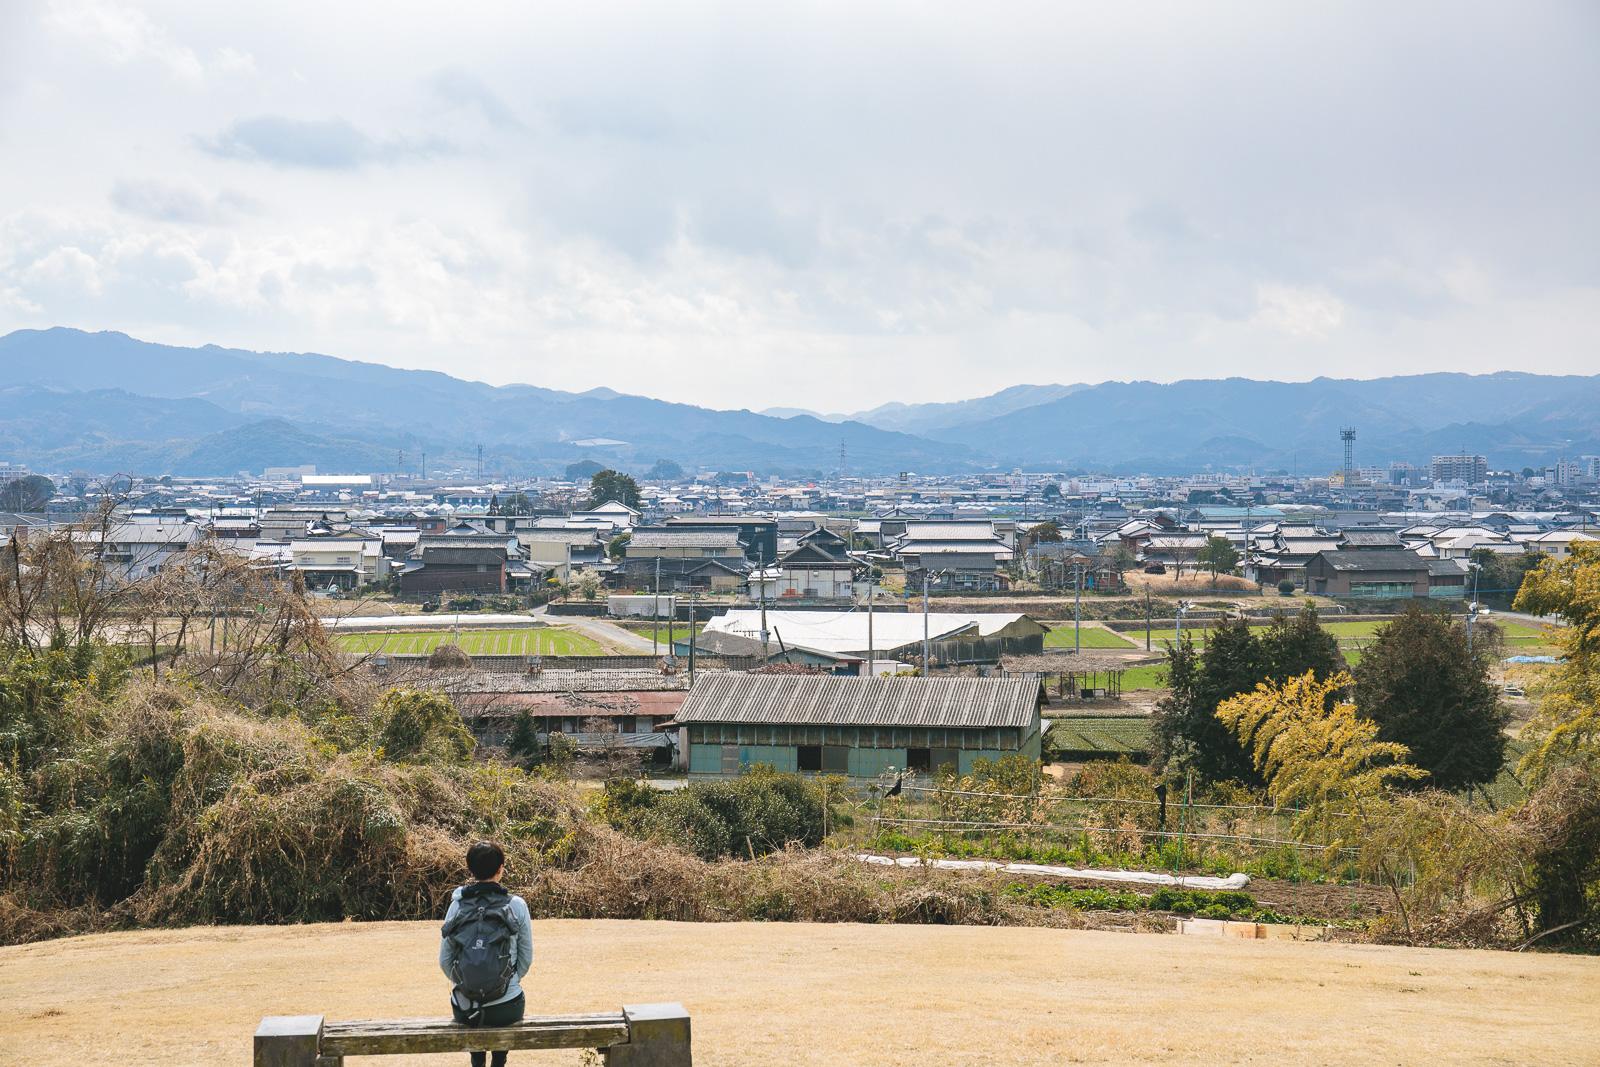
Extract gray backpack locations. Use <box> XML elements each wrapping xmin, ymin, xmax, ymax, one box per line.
<box><xmin>442</xmin><ymin>886</ymin><xmax>519</xmax><ymax>1020</ymax></box>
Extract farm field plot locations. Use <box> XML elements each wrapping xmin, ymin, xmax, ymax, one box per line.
<box><xmin>334</xmin><ymin>627</ymin><xmax>603</xmax><ymax>656</ymax></box>
<box><xmin>1118</xmin><ymin>663</ymin><xmax>1168</xmax><ymax>690</ymax></box>
<box><xmin>1133</xmin><ymin>618</ymin><xmax>1553</xmax><ymax>652</ymax></box>
<box><xmin>4</xmin><ymin>920</ymin><xmax>1595</xmax><ymax>1067</ymax></box>
<box><xmin>618</xmin><ymin>623</ymin><xmax>704</xmax><ymax>646</ymax></box>
<box><xmin>1042</xmin><ymin>624</ymin><xmax>1135</xmax><ymax>649</ymax></box>
<box><xmin>1047</xmin><ymin>715</ymin><xmax>1152</xmax><ymax>756</ymax></box>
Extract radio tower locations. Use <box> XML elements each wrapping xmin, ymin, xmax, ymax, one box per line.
<box><xmin>838</xmin><ymin>438</ymin><xmax>847</xmax><ymax>482</ymax></box>
<box><xmin>1340</xmin><ymin>427</ymin><xmax>1357</xmax><ymax>489</ymax></box>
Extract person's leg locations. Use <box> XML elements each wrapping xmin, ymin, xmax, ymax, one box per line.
<box><xmin>481</xmin><ymin>994</ymin><xmax>525</xmax><ymax>1067</ymax></box>
<box><xmin>452</xmin><ymin>999</ymin><xmax>489</xmax><ymax>1067</ymax></box>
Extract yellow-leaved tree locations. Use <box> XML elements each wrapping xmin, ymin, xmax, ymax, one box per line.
<box><xmin>1217</xmin><ymin>670</ymin><xmax>1427</xmax><ymax>930</ymax></box>
<box><xmin>1512</xmin><ymin>541</ymin><xmax>1600</xmax><ymax>781</ymax></box>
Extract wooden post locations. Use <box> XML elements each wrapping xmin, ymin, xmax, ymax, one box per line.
<box><xmin>255</xmin><ymin>1015</ymin><xmax>323</xmax><ymax>1067</ymax></box>
<box><xmin>606</xmin><ymin>1002</ymin><xmax>692</xmax><ymax>1067</ymax></box>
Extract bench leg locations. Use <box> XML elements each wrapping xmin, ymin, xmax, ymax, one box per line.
<box><xmin>255</xmin><ymin>1015</ymin><xmax>324</xmax><ymax>1067</ymax></box>
<box><xmin>605</xmin><ymin>1003</ymin><xmax>692</xmax><ymax>1067</ymax></box>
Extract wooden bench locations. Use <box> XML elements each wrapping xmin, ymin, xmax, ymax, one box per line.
<box><xmin>256</xmin><ymin>1003</ymin><xmax>690</xmax><ymax>1066</ymax></box>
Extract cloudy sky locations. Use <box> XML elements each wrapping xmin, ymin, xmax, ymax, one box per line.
<box><xmin>1</xmin><ymin>2</ymin><xmax>1595</xmax><ymax>409</ymax></box>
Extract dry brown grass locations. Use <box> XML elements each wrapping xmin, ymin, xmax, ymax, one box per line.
<box><xmin>1126</xmin><ymin>571</ymin><xmax>1260</xmax><ymax>595</ymax></box>
<box><xmin>3</xmin><ymin>920</ymin><xmax>1596</xmax><ymax>1066</ymax></box>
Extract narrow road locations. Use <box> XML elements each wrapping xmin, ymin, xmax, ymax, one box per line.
<box><xmin>530</xmin><ymin>607</ymin><xmax>659</xmax><ymax>653</ymax></box>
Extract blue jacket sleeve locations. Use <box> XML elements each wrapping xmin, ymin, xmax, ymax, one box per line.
<box><xmin>514</xmin><ymin>896</ymin><xmax>534</xmax><ymax>980</ymax></box>
<box><xmin>438</xmin><ymin>894</ymin><xmax>460</xmax><ymax>982</ymax></box>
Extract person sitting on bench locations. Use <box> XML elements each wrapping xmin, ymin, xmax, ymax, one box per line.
<box><xmin>439</xmin><ymin>841</ymin><xmax>534</xmax><ymax>1067</ymax></box>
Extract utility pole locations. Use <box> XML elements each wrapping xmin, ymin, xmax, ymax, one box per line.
<box><xmin>758</xmin><ymin>545</ymin><xmax>770</xmax><ymax>660</ymax></box>
<box><xmin>653</xmin><ymin>557</ymin><xmax>661</xmax><ymax>656</ymax></box>
<box><xmin>1145</xmin><ymin>588</ymin><xmax>1152</xmax><ymax>651</ymax></box>
<box><xmin>1074</xmin><ymin>561</ymin><xmax>1084</xmax><ymax>654</ymax></box>
<box><xmin>867</xmin><ymin>567</ymin><xmax>875</xmax><ymax>676</ymax></box>
<box><xmin>921</xmin><ymin>569</ymin><xmax>932</xmax><ymax>674</ymax></box>
<box><xmin>1467</xmin><ymin>599</ymin><xmax>1487</xmax><ymax>654</ymax></box>
<box><xmin>686</xmin><ymin>591</ymin><xmax>698</xmax><ymax>683</ymax></box>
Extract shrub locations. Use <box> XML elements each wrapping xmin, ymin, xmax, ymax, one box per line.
<box><xmin>661</xmin><ymin>771</ymin><xmax>825</xmax><ymax>860</ymax></box>
<box><xmin>1145</xmin><ymin>887</ymin><xmax>1256</xmax><ymax>915</ymax></box>
<box><xmin>1002</xmin><ymin>883</ymin><xmax>1146</xmax><ymax>911</ymax></box>
<box><xmin>601</xmin><ymin>769</ymin><xmax>828</xmax><ymax>861</ymax></box>
<box><xmin>427</xmin><ymin>644</ymin><xmax>472</xmax><ymax>669</ymax></box>
<box><xmin>505</xmin><ymin>710</ymin><xmax>539</xmax><ymax>765</ymax></box>
<box><xmin>374</xmin><ymin>689</ymin><xmax>475</xmax><ymax>763</ymax></box>
<box><xmin>1003</xmin><ymin>882</ymin><xmax>1268</xmax><ymax>920</ymax></box>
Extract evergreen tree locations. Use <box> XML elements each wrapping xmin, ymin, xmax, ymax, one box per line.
<box><xmin>499</xmin><ymin>491</ymin><xmax>535</xmax><ymax>516</ymax></box>
<box><xmin>645</xmin><ymin>458</ymin><xmax>684</xmax><ymax>481</ymax></box>
<box><xmin>506</xmin><ymin>709</ymin><xmax>540</xmax><ymax>766</ymax></box>
<box><xmin>1352</xmin><ymin>608</ymin><xmax>1508</xmax><ymax>792</ymax></box>
<box><xmin>0</xmin><ymin>475</ymin><xmax>53</xmax><ymax>512</ymax></box>
<box><xmin>1151</xmin><ymin>618</ymin><xmax>1267</xmax><ymax>785</ymax></box>
<box><xmin>587</xmin><ymin>469</ymin><xmax>642</xmax><ymax>509</ymax></box>
<box><xmin>1260</xmin><ymin>602</ymin><xmax>1345</xmax><ymax>684</ymax></box>
<box><xmin>1197</xmin><ymin>535</ymin><xmax>1240</xmax><ymax>582</ymax></box>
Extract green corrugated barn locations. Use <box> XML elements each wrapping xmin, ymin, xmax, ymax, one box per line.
<box><xmin>672</xmin><ymin>673</ymin><xmax>1044</xmax><ymax>779</ymax></box>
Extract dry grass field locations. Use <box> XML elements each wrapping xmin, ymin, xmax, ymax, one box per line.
<box><xmin>3</xmin><ymin>920</ymin><xmax>1595</xmax><ymax>1066</ymax></box>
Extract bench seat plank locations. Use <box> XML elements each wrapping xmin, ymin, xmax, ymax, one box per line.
<box><xmin>323</xmin><ymin>1014</ymin><xmax>630</xmax><ymax>1056</ymax></box>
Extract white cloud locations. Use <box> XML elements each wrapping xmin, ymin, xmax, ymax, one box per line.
<box><xmin>1251</xmin><ymin>284</ymin><xmax>1345</xmax><ymax>339</ymax></box>
<box><xmin>199</xmin><ymin>116</ymin><xmax>454</xmax><ymax>169</ymax></box>
<box><xmin>2</xmin><ymin>1</ymin><xmax>1597</xmax><ymax>406</ymax></box>
<box><xmin>44</xmin><ymin>0</ymin><xmax>253</xmax><ymax>84</ymax></box>
<box><xmin>109</xmin><ymin>178</ymin><xmax>256</xmax><ymax>224</ymax></box>
<box><xmin>22</xmin><ymin>245</ymin><xmax>103</xmax><ymax>297</ymax></box>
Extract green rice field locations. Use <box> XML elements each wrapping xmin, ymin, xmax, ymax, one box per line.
<box><xmin>1119</xmin><ymin>664</ymin><xmax>1169</xmax><ymax>690</ymax></box>
<box><xmin>1042</xmin><ymin>624</ymin><xmax>1136</xmax><ymax>649</ymax></box>
<box><xmin>334</xmin><ymin>627</ymin><xmax>604</xmax><ymax>656</ymax></box>
<box><xmin>1128</xmin><ymin>617</ymin><xmax>1553</xmax><ymax>653</ymax></box>
<box><xmin>618</xmin><ymin>623</ymin><xmax>703</xmax><ymax>646</ymax></box>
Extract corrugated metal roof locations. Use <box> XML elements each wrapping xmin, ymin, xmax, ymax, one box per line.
<box><xmin>105</xmin><ymin>522</ymin><xmax>201</xmax><ymax>544</ymax></box>
<box><xmin>675</xmin><ymin>673</ymin><xmax>1042</xmax><ymax>729</ymax></box>
<box><xmin>1314</xmin><ymin>549</ymin><xmax>1428</xmax><ymax>571</ymax></box>
<box><xmin>450</xmin><ymin>669</ymin><xmax>696</xmax><ymax>693</ymax></box>
<box><xmin>895</xmin><ymin>540</ymin><xmax>1013</xmax><ymax>553</ymax></box>
<box><xmin>1340</xmin><ymin>530</ymin><xmax>1402</xmax><ymax>547</ymax></box>
<box><xmin>519</xmin><ymin>529</ymin><xmax>602</xmax><ymax>545</ymax></box>
<box><xmin>705</xmin><ymin>609</ymin><xmax>1039</xmax><ymax>657</ymax></box>
<box><xmin>629</xmin><ymin>528</ymin><xmax>743</xmax><ymax>548</ymax></box>
<box><xmin>458</xmin><ymin>691</ymin><xmax>688</xmax><ymax>716</ymax></box>
<box><xmin>900</xmin><ymin>521</ymin><xmax>1000</xmax><ymax>540</ymax></box>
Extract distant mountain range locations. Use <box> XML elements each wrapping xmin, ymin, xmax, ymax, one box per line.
<box><xmin>1</xmin><ymin>328</ymin><xmax>1597</xmax><ymax>477</ymax></box>
<box><xmin>0</xmin><ymin>329</ymin><xmax>963</xmax><ymax>477</ymax></box>
<box><xmin>761</xmin><ymin>383</ymin><xmax>1087</xmax><ymax>434</ymax></box>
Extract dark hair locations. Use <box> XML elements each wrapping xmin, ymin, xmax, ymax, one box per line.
<box><xmin>466</xmin><ymin>841</ymin><xmax>505</xmax><ymax>881</ymax></box>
